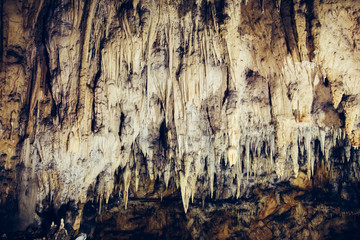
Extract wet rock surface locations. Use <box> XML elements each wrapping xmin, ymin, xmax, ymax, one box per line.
<box><xmin>3</xmin><ymin>181</ymin><xmax>360</xmax><ymax>239</ymax></box>
<box><xmin>78</xmin><ymin>181</ymin><xmax>360</xmax><ymax>240</ymax></box>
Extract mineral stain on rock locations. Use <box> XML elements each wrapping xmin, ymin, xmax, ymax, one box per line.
<box><xmin>0</xmin><ymin>0</ymin><xmax>360</xmax><ymax>239</ymax></box>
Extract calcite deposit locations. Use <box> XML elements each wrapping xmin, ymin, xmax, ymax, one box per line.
<box><xmin>0</xmin><ymin>0</ymin><xmax>360</xmax><ymax>237</ymax></box>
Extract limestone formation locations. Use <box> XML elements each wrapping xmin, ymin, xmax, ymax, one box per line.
<box><xmin>0</xmin><ymin>0</ymin><xmax>360</xmax><ymax>234</ymax></box>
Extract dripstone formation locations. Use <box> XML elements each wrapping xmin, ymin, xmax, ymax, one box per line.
<box><xmin>0</xmin><ymin>0</ymin><xmax>360</xmax><ymax>238</ymax></box>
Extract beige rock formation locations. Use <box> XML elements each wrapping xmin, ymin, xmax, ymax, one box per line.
<box><xmin>0</xmin><ymin>0</ymin><xmax>360</xmax><ymax>230</ymax></box>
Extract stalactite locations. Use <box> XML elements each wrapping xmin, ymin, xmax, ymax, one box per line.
<box><xmin>123</xmin><ymin>164</ymin><xmax>131</xmax><ymax>210</ymax></box>
<box><xmin>1</xmin><ymin>0</ymin><xmax>360</xmax><ymax>232</ymax></box>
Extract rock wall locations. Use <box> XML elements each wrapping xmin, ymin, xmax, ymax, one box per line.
<box><xmin>0</xmin><ymin>0</ymin><xmax>360</xmax><ymax>231</ymax></box>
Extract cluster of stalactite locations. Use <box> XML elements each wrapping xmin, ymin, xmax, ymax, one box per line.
<box><xmin>0</xmin><ymin>0</ymin><xmax>360</xmax><ymax>230</ymax></box>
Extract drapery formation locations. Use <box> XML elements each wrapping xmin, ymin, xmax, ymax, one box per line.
<box><xmin>0</xmin><ymin>0</ymin><xmax>360</xmax><ymax>229</ymax></box>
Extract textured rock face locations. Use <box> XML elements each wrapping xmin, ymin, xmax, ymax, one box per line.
<box><xmin>0</xmin><ymin>0</ymin><xmax>360</xmax><ymax>234</ymax></box>
<box><xmin>89</xmin><ymin>182</ymin><xmax>360</xmax><ymax>240</ymax></box>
